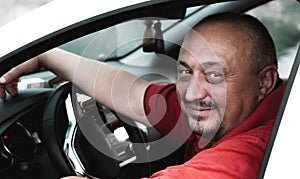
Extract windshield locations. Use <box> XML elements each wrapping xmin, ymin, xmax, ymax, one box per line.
<box><xmin>59</xmin><ymin>7</ymin><xmax>201</xmax><ymax>60</ymax></box>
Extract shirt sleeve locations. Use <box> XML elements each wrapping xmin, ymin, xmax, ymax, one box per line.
<box><xmin>143</xmin><ymin>83</ymin><xmax>190</xmax><ymax>143</ymax></box>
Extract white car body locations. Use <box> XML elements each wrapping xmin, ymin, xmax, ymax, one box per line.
<box><xmin>0</xmin><ymin>0</ymin><xmax>146</xmax><ymax>58</ymax></box>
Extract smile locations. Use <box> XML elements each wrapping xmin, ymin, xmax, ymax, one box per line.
<box><xmin>186</xmin><ymin>105</ymin><xmax>216</xmax><ymax>119</ymax></box>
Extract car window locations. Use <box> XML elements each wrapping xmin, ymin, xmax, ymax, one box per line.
<box><xmin>59</xmin><ymin>6</ymin><xmax>202</xmax><ymax>60</ymax></box>
<box><xmin>247</xmin><ymin>0</ymin><xmax>300</xmax><ymax>80</ymax></box>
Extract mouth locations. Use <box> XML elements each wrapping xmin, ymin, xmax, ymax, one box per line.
<box><xmin>186</xmin><ymin>105</ymin><xmax>216</xmax><ymax>119</ymax></box>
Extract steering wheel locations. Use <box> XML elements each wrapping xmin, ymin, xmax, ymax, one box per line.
<box><xmin>42</xmin><ymin>82</ymin><xmax>150</xmax><ymax>179</ymax></box>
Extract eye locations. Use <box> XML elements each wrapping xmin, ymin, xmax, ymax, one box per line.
<box><xmin>179</xmin><ymin>70</ymin><xmax>191</xmax><ymax>75</ymax></box>
<box><xmin>178</xmin><ymin>70</ymin><xmax>192</xmax><ymax>81</ymax></box>
<box><xmin>206</xmin><ymin>71</ymin><xmax>224</xmax><ymax>84</ymax></box>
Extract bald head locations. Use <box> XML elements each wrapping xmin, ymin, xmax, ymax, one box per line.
<box><xmin>193</xmin><ymin>12</ymin><xmax>277</xmax><ymax>75</ymax></box>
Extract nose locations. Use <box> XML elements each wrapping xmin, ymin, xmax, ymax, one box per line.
<box><xmin>185</xmin><ymin>76</ymin><xmax>209</xmax><ymax>102</ymax></box>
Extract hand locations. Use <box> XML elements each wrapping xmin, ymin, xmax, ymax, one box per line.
<box><xmin>0</xmin><ymin>56</ymin><xmax>42</xmax><ymax>99</ymax></box>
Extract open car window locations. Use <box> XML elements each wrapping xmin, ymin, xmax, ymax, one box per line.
<box><xmin>247</xmin><ymin>0</ymin><xmax>300</xmax><ymax>178</ymax></box>
<box><xmin>247</xmin><ymin>0</ymin><xmax>300</xmax><ymax>81</ymax></box>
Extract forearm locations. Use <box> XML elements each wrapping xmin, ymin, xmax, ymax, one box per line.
<box><xmin>94</xmin><ymin>63</ymin><xmax>152</xmax><ymax>125</ymax></box>
<box><xmin>38</xmin><ymin>48</ymin><xmax>80</xmax><ymax>81</ymax></box>
<box><xmin>39</xmin><ymin>48</ymin><xmax>152</xmax><ymax>126</ymax></box>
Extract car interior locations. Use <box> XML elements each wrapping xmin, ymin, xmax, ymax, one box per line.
<box><xmin>0</xmin><ymin>0</ymin><xmax>299</xmax><ymax>179</ymax></box>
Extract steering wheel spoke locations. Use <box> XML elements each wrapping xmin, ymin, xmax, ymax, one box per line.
<box><xmin>43</xmin><ymin>82</ymin><xmax>150</xmax><ymax>179</ymax></box>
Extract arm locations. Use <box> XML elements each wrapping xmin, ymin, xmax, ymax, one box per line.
<box><xmin>0</xmin><ymin>48</ymin><xmax>152</xmax><ymax>126</ymax></box>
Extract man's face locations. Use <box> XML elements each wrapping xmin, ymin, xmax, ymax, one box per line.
<box><xmin>176</xmin><ymin>22</ymin><xmax>261</xmax><ymax>140</ymax></box>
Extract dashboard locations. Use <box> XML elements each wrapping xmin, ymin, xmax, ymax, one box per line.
<box><xmin>0</xmin><ymin>88</ymin><xmax>58</xmax><ymax>179</ymax></box>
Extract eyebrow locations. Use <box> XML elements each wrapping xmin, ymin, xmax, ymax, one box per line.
<box><xmin>201</xmin><ymin>61</ymin><xmax>223</xmax><ymax>69</ymax></box>
<box><xmin>177</xmin><ymin>60</ymin><xmax>223</xmax><ymax>69</ymax></box>
<box><xmin>177</xmin><ymin>60</ymin><xmax>190</xmax><ymax>69</ymax></box>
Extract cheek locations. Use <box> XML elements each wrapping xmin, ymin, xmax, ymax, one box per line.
<box><xmin>210</xmin><ymin>84</ymin><xmax>227</xmax><ymax>122</ymax></box>
<box><xmin>225</xmin><ymin>80</ymin><xmax>259</xmax><ymax>107</ymax></box>
<box><xmin>176</xmin><ymin>80</ymin><xmax>188</xmax><ymax>99</ymax></box>
<box><xmin>210</xmin><ymin>83</ymin><xmax>227</xmax><ymax>108</ymax></box>
<box><xmin>214</xmin><ymin>85</ymin><xmax>244</xmax><ymax>133</ymax></box>
<box><xmin>221</xmin><ymin>82</ymin><xmax>258</xmax><ymax>128</ymax></box>
<box><xmin>223</xmin><ymin>84</ymin><xmax>244</xmax><ymax>114</ymax></box>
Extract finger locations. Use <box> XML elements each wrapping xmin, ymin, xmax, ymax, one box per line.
<box><xmin>0</xmin><ymin>56</ymin><xmax>41</xmax><ymax>86</ymax></box>
<box><xmin>0</xmin><ymin>88</ymin><xmax>7</xmax><ymax>100</ymax></box>
<box><xmin>0</xmin><ymin>78</ymin><xmax>19</xmax><ymax>99</ymax></box>
<box><xmin>6</xmin><ymin>83</ymin><xmax>18</xmax><ymax>96</ymax></box>
<box><xmin>0</xmin><ymin>77</ymin><xmax>6</xmax><ymax>84</ymax></box>
<box><xmin>13</xmin><ymin>80</ymin><xmax>19</xmax><ymax>94</ymax></box>
<box><xmin>0</xmin><ymin>66</ymin><xmax>22</xmax><ymax>85</ymax></box>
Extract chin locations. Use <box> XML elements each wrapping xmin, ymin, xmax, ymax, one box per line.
<box><xmin>188</xmin><ymin>115</ymin><xmax>222</xmax><ymax>138</ymax></box>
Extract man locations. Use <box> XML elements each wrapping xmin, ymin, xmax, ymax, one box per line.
<box><xmin>0</xmin><ymin>13</ymin><xmax>284</xmax><ymax>178</ymax></box>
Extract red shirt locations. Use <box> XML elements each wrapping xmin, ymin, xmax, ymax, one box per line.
<box><xmin>144</xmin><ymin>81</ymin><xmax>285</xmax><ymax>179</ymax></box>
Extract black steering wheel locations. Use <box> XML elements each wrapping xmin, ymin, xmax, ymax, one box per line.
<box><xmin>42</xmin><ymin>82</ymin><xmax>150</xmax><ymax>179</ymax></box>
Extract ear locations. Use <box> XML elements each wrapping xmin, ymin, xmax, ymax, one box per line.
<box><xmin>258</xmin><ymin>65</ymin><xmax>278</xmax><ymax>101</ymax></box>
